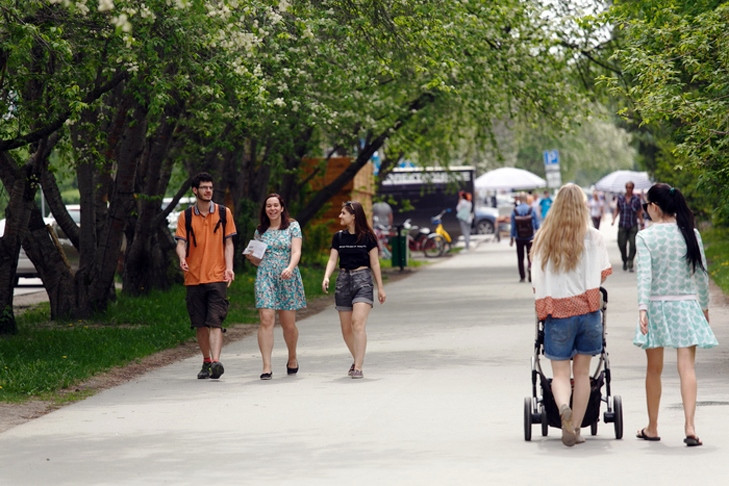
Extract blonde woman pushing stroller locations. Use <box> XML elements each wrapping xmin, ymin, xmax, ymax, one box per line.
<box><xmin>530</xmin><ymin>184</ymin><xmax>612</xmax><ymax>446</ymax></box>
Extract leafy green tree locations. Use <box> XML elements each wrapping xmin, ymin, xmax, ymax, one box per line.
<box><xmin>0</xmin><ymin>0</ymin><xmax>599</xmax><ymax>330</ymax></box>
<box><xmin>602</xmin><ymin>0</ymin><xmax>729</xmax><ymax>223</ymax></box>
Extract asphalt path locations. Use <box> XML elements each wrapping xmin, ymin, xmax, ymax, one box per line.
<box><xmin>1</xmin><ymin>223</ymin><xmax>728</xmax><ymax>485</ymax></box>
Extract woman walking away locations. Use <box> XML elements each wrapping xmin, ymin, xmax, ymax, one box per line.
<box><xmin>322</xmin><ymin>201</ymin><xmax>386</xmax><ymax>379</ymax></box>
<box><xmin>245</xmin><ymin>194</ymin><xmax>306</xmax><ymax>380</ymax></box>
<box><xmin>530</xmin><ymin>184</ymin><xmax>612</xmax><ymax>446</ymax></box>
<box><xmin>634</xmin><ymin>183</ymin><xmax>717</xmax><ymax>447</ymax></box>
<box><xmin>456</xmin><ymin>191</ymin><xmax>473</xmax><ymax>250</ymax></box>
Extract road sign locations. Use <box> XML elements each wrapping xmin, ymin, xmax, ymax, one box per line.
<box><xmin>543</xmin><ymin>150</ymin><xmax>559</xmax><ymax>166</ymax></box>
<box><xmin>543</xmin><ymin>149</ymin><xmax>561</xmax><ymax>188</ymax></box>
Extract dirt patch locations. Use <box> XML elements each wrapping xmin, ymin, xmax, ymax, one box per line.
<box><xmin>0</xmin><ymin>267</ymin><xmax>415</xmax><ymax>434</ymax></box>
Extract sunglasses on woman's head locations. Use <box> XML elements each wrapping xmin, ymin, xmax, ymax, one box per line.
<box><xmin>642</xmin><ymin>201</ymin><xmax>652</xmax><ymax>212</ymax></box>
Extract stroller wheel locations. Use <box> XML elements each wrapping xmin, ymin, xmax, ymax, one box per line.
<box><xmin>540</xmin><ymin>406</ymin><xmax>548</xmax><ymax>437</ymax></box>
<box><xmin>523</xmin><ymin>397</ymin><xmax>532</xmax><ymax>441</ymax></box>
<box><xmin>613</xmin><ymin>396</ymin><xmax>624</xmax><ymax>439</ymax></box>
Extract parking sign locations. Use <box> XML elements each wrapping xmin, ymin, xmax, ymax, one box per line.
<box><xmin>543</xmin><ymin>150</ymin><xmax>559</xmax><ymax>166</ymax></box>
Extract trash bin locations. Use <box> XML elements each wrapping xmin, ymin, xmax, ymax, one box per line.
<box><xmin>391</xmin><ymin>225</ymin><xmax>408</xmax><ymax>270</ymax></box>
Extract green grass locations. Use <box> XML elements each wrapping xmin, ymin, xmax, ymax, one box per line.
<box><xmin>0</xmin><ymin>263</ymin><xmax>327</xmax><ymax>403</ymax></box>
<box><xmin>703</xmin><ymin>226</ymin><xmax>729</xmax><ymax>294</ymax></box>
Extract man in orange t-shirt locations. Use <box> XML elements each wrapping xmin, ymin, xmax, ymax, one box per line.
<box><xmin>175</xmin><ymin>173</ymin><xmax>237</xmax><ymax>380</ymax></box>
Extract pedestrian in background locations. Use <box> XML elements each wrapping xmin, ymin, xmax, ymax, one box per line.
<box><xmin>633</xmin><ymin>183</ymin><xmax>717</xmax><ymax>447</ymax></box>
<box><xmin>322</xmin><ymin>201</ymin><xmax>386</xmax><ymax>379</ymax></box>
<box><xmin>510</xmin><ymin>192</ymin><xmax>539</xmax><ymax>282</ymax></box>
<box><xmin>539</xmin><ymin>190</ymin><xmax>553</xmax><ymax>221</ymax></box>
<box><xmin>530</xmin><ymin>183</ymin><xmax>612</xmax><ymax>446</ymax></box>
<box><xmin>588</xmin><ymin>190</ymin><xmax>604</xmax><ymax>229</ymax></box>
<box><xmin>245</xmin><ymin>193</ymin><xmax>306</xmax><ymax>380</ymax></box>
<box><xmin>611</xmin><ymin>181</ymin><xmax>643</xmax><ymax>272</ymax></box>
<box><xmin>175</xmin><ymin>172</ymin><xmax>237</xmax><ymax>380</ymax></box>
<box><xmin>372</xmin><ymin>200</ymin><xmax>394</xmax><ymax>229</ymax></box>
<box><xmin>456</xmin><ymin>191</ymin><xmax>473</xmax><ymax>250</ymax></box>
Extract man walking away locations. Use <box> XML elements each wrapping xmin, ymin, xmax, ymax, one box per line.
<box><xmin>175</xmin><ymin>172</ymin><xmax>237</xmax><ymax>379</ymax></box>
<box><xmin>611</xmin><ymin>181</ymin><xmax>643</xmax><ymax>272</ymax></box>
<box><xmin>510</xmin><ymin>193</ymin><xmax>539</xmax><ymax>282</ymax></box>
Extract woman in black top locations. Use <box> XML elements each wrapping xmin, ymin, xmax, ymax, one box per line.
<box><xmin>322</xmin><ymin>201</ymin><xmax>386</xmax><ymax>379</ymax></box>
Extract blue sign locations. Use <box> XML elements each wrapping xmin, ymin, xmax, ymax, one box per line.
<box><xmin>543</xmin><ymin>150</ymin><xmax>559</xmax><ymax>166</ymax></box>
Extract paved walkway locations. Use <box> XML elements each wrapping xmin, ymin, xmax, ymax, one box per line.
<box><xmin>1</xmin><ymin>223</ymin><xmax>728</xmax><ymax>485</ymax></box>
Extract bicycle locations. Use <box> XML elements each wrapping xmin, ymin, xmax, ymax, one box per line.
<box><xmin>389</xmin><ymin>218</ymin><xmax>430</xmax><ymax>254</ymax></box>
<box><xmin>421</xmin><ymin>209</ymin><xmax>452</xmax><ymax>257</ymax></box>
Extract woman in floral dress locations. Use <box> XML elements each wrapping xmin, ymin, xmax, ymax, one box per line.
<box><xmin>634</xmin><ymin>183</ymin><xmax>717</xmax><ymax>446</ymax></box>
<box><xmin>245</xmin><ymin>194</ymin><xmax>306</xmax><ymax>380</ymax></box>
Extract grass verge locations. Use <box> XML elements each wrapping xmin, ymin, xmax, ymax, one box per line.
<box><xmin>0</xmin><ymin>264</ymin><xmax>325</xmax><ymax>403</ymax></box>
<box><xmin>0</xmin><ymin>258</ymin><xmax>415</xmax><ymax>403</ymax></box>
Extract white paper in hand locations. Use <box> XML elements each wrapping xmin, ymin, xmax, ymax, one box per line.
<box><xmin>243</xmin><ymin>239</ymin><xmax>267</xmax><ymax>259</ymax></box>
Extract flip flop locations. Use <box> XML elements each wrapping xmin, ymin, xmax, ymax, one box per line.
<box><xmin>684</xmin><ymin>435</ymin><xmax>702</xmax><ymax>447</ymax></box>
<box><xmin>636</xmin><ymin>428</ymin><xmax>661</xmax><ymax>441</ymax></box>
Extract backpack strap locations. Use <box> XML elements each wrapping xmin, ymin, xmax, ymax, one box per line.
<box><xmin>184</xmin><ymin>207</ymin><xmax>196</xmax><ymax>257</ymax></box>
<box><xmin>214</xmin><ymin>204</ymin><xmax>227</xmax><ymax>251</ymax></box>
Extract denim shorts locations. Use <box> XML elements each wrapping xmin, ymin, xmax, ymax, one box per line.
<box><xmin>543</xmin><ymin>310</ymin><xmax>603</xmax><ymax>360</ymax></box>
<box><xmin>186</xmin><ymin>282</ymin><xmax>229</xmax><ymax>329</ymax></box>
<box><xmin>334</xmin><ymin>268</ymin><xmax>374</xmax><ymax>311</ymax></box>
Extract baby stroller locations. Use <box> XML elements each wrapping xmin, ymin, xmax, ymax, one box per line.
<box><xmin>523</xmin><ymin>287</ymin><xmax>623</xmax><ymax>441</ymax></box>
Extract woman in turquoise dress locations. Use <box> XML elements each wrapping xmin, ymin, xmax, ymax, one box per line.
<box><xmin>634</xmin><ymin>183</ymin><xmax>717</xmax><ymax>447</ymax></box>
<box><xmin>245</xmin><ymin>194</ymin><xmax>306</xmax><ymax>380</ymax></box>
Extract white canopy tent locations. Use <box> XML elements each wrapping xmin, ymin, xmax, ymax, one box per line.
<box><xmin>474</xmin><ymin>167</ymin><xmax>547</xmax><ymax>191</ymax></box>
<box><xmin>594</xmin><ymin>170</ymin><xmax>652</xmax><ymax>193</ymax></box>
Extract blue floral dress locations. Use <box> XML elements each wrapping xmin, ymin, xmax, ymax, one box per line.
<box><xmin>254</xmin><ymin>221</ymin><xmax>306</xmax><ymax>310</ymax></box>
<box><xmin>633</xmin><ymin>223</ymin><xmax>717</xmax><ymax>349</ymax></box>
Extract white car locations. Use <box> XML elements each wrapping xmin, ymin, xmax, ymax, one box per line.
<box><xmin>0</xmin><ymin>217</ymin><xmax>54</xmax><ymax>284</ymax></box>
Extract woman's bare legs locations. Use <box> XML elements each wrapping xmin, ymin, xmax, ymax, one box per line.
<box><xmin>550</xmin><ymin>359</ymin><xmax>576</xmax><ymax>445</ymax></box>
<box><xmin>642</xmin><ymin>347</ymin><xmax>664</xmax><ymax>438</ymax></box>
<box><xmin>677</xmin><ymin>346</ymin><xmax>698</xmax><ymax>438</ymax></box>
<box><xmin>279</xmin><ymin>310</ymin><xmax>299</xmax><ymax>369</ymax></box>
<box><xmin>338</xmin><ymin>303</ymin><xmax>371</xmax><ymax>371</ymax></box>
<box><xmin>257</xmin><ymin>308</ymin><xmax>276</xmax><ymax>374</ymax></box>
<box><xmin>550</xmin><ymin>359</ymin><xmax>572</xmax><ymax>411</ymax></box>
<box><xmin>338</xmin><ymin>310</ymin><xmax>355</xmax><ymax>359</ymax></box>
<box><xmin>572</xmin><ymin>354</ymin><xmax>592</xmax><ymax>431</ymax></box>
<box><xmin>550</xmin><ymin>354</ymin><xmax>592</xmax><ymax>446</ymax></box>
<box><xmin>350</xmin><ymin>303</ymin><xmax>371</xmax><ymax>370</ymax></box>
<box><xmin>570</xmin><ymin>354</ymin><xmax>592</xmax><ymax>433</ymax></box>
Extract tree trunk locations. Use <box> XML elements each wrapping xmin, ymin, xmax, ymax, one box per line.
<box><xmin>0</xmin><ymin>172</ymin><xmax>31</xmax><ymax>335</ymax></box>
<box><xmin>84</xmin><ymin>101</ymin><xmax>147</xmax><ymax>313</ymax></box>
<box><xmin>123</xmin><ymin>103</ymin><xmax>182</xmax><ymax>295</ymax></box>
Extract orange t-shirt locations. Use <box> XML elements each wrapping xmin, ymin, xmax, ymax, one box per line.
<box><xmin>175</xmin><ymin>204</ymin><xmax>237</xmax><ymax>285</ymax></box>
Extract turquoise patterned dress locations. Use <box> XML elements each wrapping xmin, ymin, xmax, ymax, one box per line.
<box><xmin>254</xmin><ymin>221</ymin><xmax>306</xmax><ymax>310</ymax></box>
<box><xmin>633</xmin><ymin>223</ymin><xmax>717</xmax><ymax>349</ymax></box>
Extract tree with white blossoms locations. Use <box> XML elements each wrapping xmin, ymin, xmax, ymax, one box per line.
<box><xmin>0</xmin><ymin>0</ymin><xmax>591</xmax><ymax>330</ymax></box>
<box><xmin>0</xmin><ymin>0</ymin><xmax>275</xmax><ymax>328</ymax></box>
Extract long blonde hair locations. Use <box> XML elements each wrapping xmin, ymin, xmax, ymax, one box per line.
<box><xmin>530</xmin><ymin>184</ymin><xmax>590</xmax><ymax>272</ymax></box>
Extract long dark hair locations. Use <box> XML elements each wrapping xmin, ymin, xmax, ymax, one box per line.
<box><xmin>257</xmin><ymin>193</ymin><xmax>292</xmax><ymax>233</ymax></box>
<box><xmin>343</xmin><ymin>200</ymin><xmax>376</xmax><ymax>243</ymax></box>
<box><xmin>646</xmin><ymin>183</ymin><xmax>705</xmax><ymax>274</ymax></box>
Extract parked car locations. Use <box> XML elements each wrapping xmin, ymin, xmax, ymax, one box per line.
<box><xmin>0</xmin><ymin>217</ymin><xmax>53</xmax><ymax>284</ymax></box>
<box><xmin>472</xmin><ymin>205</ymin><xmax>498</xmax><ymax>235</ymax></box>
<box><xmin>50</xmin><ymin>204</ymin><xmax>81</xmax><ymax>240</ymax></box>
<box><xmin>163</xmin><ymin>196</ymin><xmax>196</xmax><ymax>231</ymax></box>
